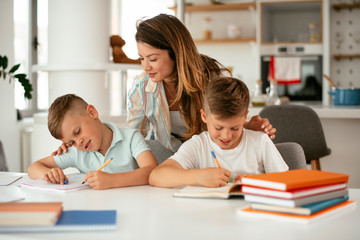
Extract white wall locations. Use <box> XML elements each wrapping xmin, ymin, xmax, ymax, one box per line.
<box><xmin>0</xmin><ymin>0</ymin><xmax>22</xmax><ymax>172</ymax></box>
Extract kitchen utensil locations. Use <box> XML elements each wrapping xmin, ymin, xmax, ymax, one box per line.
<box><xmin>328</xmin><ymin>88</ymin><xmax>360</xmax><ymax>106</ymax></box>
<box><xmin>323</xmin><ymin>74</ymin><xmax>338</xmax><ymax>88</ymax></box>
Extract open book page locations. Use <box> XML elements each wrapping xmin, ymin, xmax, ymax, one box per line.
<box><xmin>173</xmin><ymin>183</ymin><xmax>242</xmax><ymax>199</ymax></box>
<box><xmin>21</xmin><ymin>173</ymin><xmax>90</xmax><ymax>192</ymax></box>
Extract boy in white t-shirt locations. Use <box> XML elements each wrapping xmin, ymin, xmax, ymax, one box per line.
<box><xmin>149</xmin><ymin>76</ymin><xmax>288</xmax><ymax>188</ymax></box>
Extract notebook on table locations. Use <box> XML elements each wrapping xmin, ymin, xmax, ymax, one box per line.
<box><xmin>21</xmin><ymin>173</ymin><xmax>90</xmax><ymax>192</ymax></box>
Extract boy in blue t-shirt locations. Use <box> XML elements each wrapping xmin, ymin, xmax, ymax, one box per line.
<box><xmin>28</xmin><ymin>94</ymin><xmax>158</xmax><ymax>190</ymax></box>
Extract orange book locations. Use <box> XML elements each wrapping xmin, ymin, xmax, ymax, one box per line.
<box><xmin>0</xmin><ymin>202</ymin><xmax>63</xmax><ymax>226</ymax></box>
<box><xmin>241</xmin><ymin>169</ymin><xmax>348</xmax><ymax>191</ymax></box>
<box><xmin>237</xmin><ymin>200</ymin><xmax>356</xmax><ymax>224</ymax></box>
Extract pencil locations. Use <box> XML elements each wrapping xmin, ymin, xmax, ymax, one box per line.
<box><xmin>211</xmin><ymin>150</ymin><xmax>221</xmax><ymax>168</ymax></box>
<box><xmin>82</xmin><ymin>157</ymin><xmax>113</xmax><ymax>184</ymax></box>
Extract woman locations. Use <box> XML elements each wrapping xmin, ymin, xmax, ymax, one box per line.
<box><xmin>125</xmin><ymin>14</ymin><xmax>275</xmax><ymax>155</ymax></box>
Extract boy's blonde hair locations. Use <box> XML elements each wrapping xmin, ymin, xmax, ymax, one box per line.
<box><xmin>48</xmin><ymin>94</ymin><xmax>88</xmax><ymax>139</ymax></box>
<box><xmin>204</xmin><ymin>77</ymin><xmax>249</xmax><ymax>118</ymax></box>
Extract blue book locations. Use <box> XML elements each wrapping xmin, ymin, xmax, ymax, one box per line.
<box><xmin>250</xmin><ymin>196</ymin><xmax>349</xmax><ymax>216</ymax></box>
<box><xmin>0</xmin><ymin>210</ymin><xmax>117</xmax><ymax>232</ymax></box>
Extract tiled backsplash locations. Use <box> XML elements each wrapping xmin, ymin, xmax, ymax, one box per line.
<box><xmin>330</xmin><ymin>0</ymin><xmax>360</xmax><ymax>88</ymax></box>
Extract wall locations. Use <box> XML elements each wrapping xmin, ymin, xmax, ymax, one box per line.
<box><xmin>0</xmin><ymin>0</ymin><xmax>22</xmax><ymax>172</ymax></box>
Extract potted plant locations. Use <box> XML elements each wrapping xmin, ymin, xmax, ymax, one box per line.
<box><xmin>0</xmin><ymin>55</ymin><xmax>33</xmax><ymax>100</ymax></box>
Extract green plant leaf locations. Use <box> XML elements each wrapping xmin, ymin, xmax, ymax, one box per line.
<box><xmin>3</xmin><ymin>56</ymin><xmax>8</xmax><ymax>69</ymax></box>
<box><xmin>0</xmin><ymin>56</ymin><xmax>3</xmax><ymax>68</ymax></box>
<box><xmin>9</xmin><ymin>64</ymin><xmax>20</xmax><ymax>73</ymax></box>
<box><xmin>14</xmin><ymin>73</ymin><xmax>26</xmax><ymax>79</ymax></box>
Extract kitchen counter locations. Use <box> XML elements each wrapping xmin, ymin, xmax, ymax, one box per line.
<box><xmin>249</xmin><ymin>102</ymin><xmax>360</xmax><ymax>119</ymax></box>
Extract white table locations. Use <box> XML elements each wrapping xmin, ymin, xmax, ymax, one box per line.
<box><xmin>1</xmin><ymin>172</ymin><xmax>359</xmax><ymax>240</ymax></box>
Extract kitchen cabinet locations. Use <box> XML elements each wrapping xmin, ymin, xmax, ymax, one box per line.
<box><xmin>170</xmin><ymin>3</ymin><xmax>256</xmax><ymax>44</ymax></box>
<box><xmin>260</xmin><ymin>1</ymin><xmax>322</xmax><ymax>44</ymax></box>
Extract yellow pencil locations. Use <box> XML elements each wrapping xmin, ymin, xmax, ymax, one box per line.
<box><xmin>82</xmin><ymin>157</ymin><xmax>113</xmax><ymax>184</ymax></box>
<box><xmin>211</xmin><ymin>151</ymin><xmax>221</xmax><ymax>168</ymax></box>
<box><xmin>95</xmin><ymin>157</ymin><xmax>113</xmax><ymax>171</ymax></box>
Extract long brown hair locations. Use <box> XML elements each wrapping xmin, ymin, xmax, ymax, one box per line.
<box><xmin>136</xmin><ymin>14</ymin><xmax>229</xmax><ymax>139</ymax></box>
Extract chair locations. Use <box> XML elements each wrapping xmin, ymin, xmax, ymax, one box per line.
<box><xmin>260</xmin><ymin>105</ymin><xmax>331</xmax><ymax>170</ymax></box>
<box><xmin>0</xmin><ymin>140</ymin><xmax>9</xmax><ymax>171</ymax></box>
<box><xmin>145</xmin><ymin>140</ymin><xmax>174</xmax><ymax>164</ymax></box>
<box><xmin>275</xmin><ymin>142</ymin><xmax>307</xmax><ymax>170</ymax></box>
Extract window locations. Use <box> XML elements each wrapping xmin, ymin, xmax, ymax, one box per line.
<box><xmin>14</xmin><ymin>0</ymin><xmax>48</xmax><ymax>118</ymax></box>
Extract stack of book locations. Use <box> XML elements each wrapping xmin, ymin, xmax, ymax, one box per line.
<box><xmin>237</xmin><ymin>169</ymin><xmax>356</xmax><ymax>224</ymax></box>
<box><xmin>0</xmin><ymin>202</ymin><xmax>117</xmax><ymax>232</ymax></box>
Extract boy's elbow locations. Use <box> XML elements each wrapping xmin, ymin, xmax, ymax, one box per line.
<box><xmin>148</xmin><ymin>168</ymin><xmax>158</xmax><ymax>186</ymax></box>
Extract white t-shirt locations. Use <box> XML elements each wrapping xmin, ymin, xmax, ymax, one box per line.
<box><xmin>171</xmin><ymin>129</ymin><xmax>288</xmax><ymax>177</ymax></box>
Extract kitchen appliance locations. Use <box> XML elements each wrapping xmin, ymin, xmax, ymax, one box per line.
<box><xmin>260</xmin><ymin>44</ymin><xmax>323</xmax><ymax>101</ymax></box>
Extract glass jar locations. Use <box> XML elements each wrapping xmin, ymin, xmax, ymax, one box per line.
<box><xmin>308</xmin><ymin>23</ymin><xmax>319</xmax><ymax>43</ymax></box>
<box><xmin>266</xmin><ymin>80</ymin><xmax>280</xmax><ymax>106</ymax></box>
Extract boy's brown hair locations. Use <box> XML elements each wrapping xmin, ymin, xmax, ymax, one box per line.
<box><xmin>204</xmin><ymin>76</ymin><xmax>249</xmax><ymax>118</ymax></box>
<box><xmin>48</xmin><ymin>94</ymin><xmax>88</xmax><ymax>139</ymax></box>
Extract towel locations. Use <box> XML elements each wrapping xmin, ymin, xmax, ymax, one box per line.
<box><xmin>268</xmin><ymin>56</ymin><xmax>301</xmax><ymax>85</ymax></box>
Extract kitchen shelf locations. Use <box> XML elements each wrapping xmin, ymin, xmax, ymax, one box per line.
<box><xmin>194</xmin><ymin>37</ymin><xmax>256</xmax><ymax>44</ymax></box>
<box><xmin>333</xmin><ymin>54</ymin><xmax>360</xmax><ymax>61</ymax></box>
<box><xmin>170</xmin><ymin>3</ymin><xmax>256</xmax><ymax>12</ymax></box>
<box><xmin>332</xmin><ymin>3</ymin><xmax>360</xmax><ymax>11</ymax></box>
<box><xmin>31</xmin><ymin>63</ymin><xmax>142</xmax><ymax>72</ymax></box>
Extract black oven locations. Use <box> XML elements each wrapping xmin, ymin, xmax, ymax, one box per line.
<box><xmin>260</xmin><ymin>45</ymin><xmax>323</xmax><ymax>101</ymax></box>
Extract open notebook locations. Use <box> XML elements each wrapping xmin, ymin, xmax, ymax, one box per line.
<box><xmin>21</xmin><ymin>173</ymin><xmax>90</xmax><ymax>192</ymax></box>
<box><xmin>173</xmin><ymin>183</ymin><xmax>242</xmax><ymax>199</ymax></box>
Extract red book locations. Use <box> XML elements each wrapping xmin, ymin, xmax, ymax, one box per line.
<box><xmin>241</xmin><ymin>169</ymin><xmax>348</xmax><ymax>191</ymax></box>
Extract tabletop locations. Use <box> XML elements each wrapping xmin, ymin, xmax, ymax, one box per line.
<box><xmin>0</xmin><ymin>172</ymin><xmax>359</xmax><ymax>240</ymax></box>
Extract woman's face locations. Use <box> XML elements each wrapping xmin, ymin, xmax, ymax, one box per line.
<box><xmin>137</xmin><ymin>42</ymin><xmax>176</xmax><ymax>84</ymax></box>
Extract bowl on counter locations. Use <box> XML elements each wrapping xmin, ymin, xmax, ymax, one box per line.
<box><xmin>328</xmin><ymin>88</ymin><xmax>360</xmax><ymax>106</ymax></box>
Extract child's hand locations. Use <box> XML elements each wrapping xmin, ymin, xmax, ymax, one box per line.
<box><xmin>233</xmin><ymin>174</ymin><xmax>250</xmax><ymax>183</ymax></box>
<box><xmin>42</xmin><ymin>167</ymin><xmax>68</xmax><ymax>184</ymax></box>
<box><xmin>196</xmin><ymin>168</ymin><xmax>232</xmax><ymax>188</ymax></box>
<box><xmin>84</xmin><ymin>171</ymin><xmax>112</xmax><ymax>190</ymax></box>
<box><xmin>51</xmin><ymin>143</ymin><xmax>69</xmax><ymax>156</ymax></box>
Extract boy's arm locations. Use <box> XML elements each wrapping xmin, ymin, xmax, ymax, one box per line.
<box><xmin>27</xmin><ymin>156</ymin><xmax>68</xmax><ymax>184</ymax></box>
<box><xmin>149</xmin><ymin>159</ymin><xmax>231</xmax><ymax>188</ymax></box>
<box><xmin>84</xmin><ymin>150</ymin><xmax>158</xmax><ymax>190</ymax></box>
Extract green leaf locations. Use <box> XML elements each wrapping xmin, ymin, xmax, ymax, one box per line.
<box><xmin>0</xmin><ymin>56</ymin><xmax>3</xmax><ymax>68</ymax></box>
<box><xmin>9</xmin><ymin>64</ymin><xmax>20</xmax><ymax>73</ymax></box>
<box><xmin>3</xmin><ymin>56</ymin><xmax>8</xmax><ymax>69</ymax></box>
<box><xmin>14</xmin><ymin>73</ymin><xmax>26</xmax><ymax>79</ymax></box>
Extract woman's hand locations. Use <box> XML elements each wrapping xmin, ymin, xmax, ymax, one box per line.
<box><xmin>51</xmin><ymin>143</ymin><xmax>69</xmax><ymax>156</ymax></box>
<box><xmin>245</xmin><ymin>115</ymin><xmax>276</xmax><ymax>139</ymax></box>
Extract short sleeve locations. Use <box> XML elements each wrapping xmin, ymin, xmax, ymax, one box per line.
<box><xmin>129</xmin><ymin>129</ymin><xmax>151</xmax><ymax>159</ymax></box>
<box><xmin>53</xmin><ymin>146</ymin><xmax>78</xmax><ymax>169</ymax></box>
<box><xmin>171</xmin><ymin>137</ymin><xmax>200</xmax><ymax>169</ymax></box>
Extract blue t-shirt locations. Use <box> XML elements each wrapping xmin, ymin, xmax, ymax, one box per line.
<box><xmin>54</xmin><ymin>122</ymin><xmax>150</xmax><ymax>173</ymax></box>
